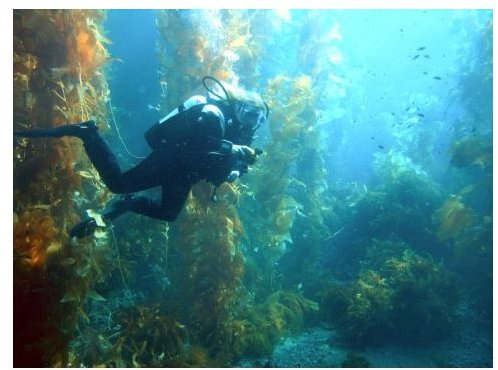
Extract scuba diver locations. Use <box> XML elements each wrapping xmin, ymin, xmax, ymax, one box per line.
<box><xmin>15</xmin><ymin>76</ymin><xmax>269</xmax><ymax>238</ymax></box>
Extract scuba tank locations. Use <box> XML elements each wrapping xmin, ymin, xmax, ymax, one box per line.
<box><xmin>145</xmin><ymin>95</ymin><xmax>207</xmax><ymax>149</ymax></box>
<box><xmin>144</xmin><ymin>76</ymin><xmax>232</xmax><ymax>149</ymax></box>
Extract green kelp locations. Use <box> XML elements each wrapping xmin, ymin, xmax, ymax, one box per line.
<box><xmin>174</xmin><ymin>183</ymin><xmax>245</xmax><ymax>351</ymax></box>
<box><xmin>221</xmin><ymin>291</ymin><xmax>318</xmax><ymax>360</ymax></box>
<box><xmin>14</xmin><ymin>10</ymin><xmax>113</xmax><ymax>367</ymax></box>
<box><xmin>327</xmin><ymin>150</ymin><xmax>444</xmax><ymax>278</ymax></box>
<box><xmin>321</xmin><ymin>240</ymin><xmax>458</xmax><ymax>346</ymax></box>
<box><xmin>156</xmin><ymin>9</ymin><xmax>261</xmax><ymax>108</ymax></box>
<box><xmin>107</xmin><ymin>305</ymin><xmax>190</xmax><ymax>367</ymax></box>
<box><xmin>155</xmin><ymin>10</ymin><xmax>254</xmax><ymax>362</ymax></box>
<box><xmin>369</xmin><ymin>151</ymin><xmax>443</xmax><ymax>243</ymax></box>
<box><xmin>434</xmin><ymin>195</ymin><xmax>475</xmax><ymax>241</ymax></box>
<box><xmin>242</xmin><ymin>76</ymin><xmax>318</xmax><ymax>260</ymax></box>
<box><xmin>449</xmin><ymin>136</ymin><xmax>492</xmax><ymax>170</ymax></box>
<box><xmin>155</xmin><ymin>11</ymin><xmax>328</xmax><ymax>364</ymax></box>
<box><xmin>453</xmin><ymin>14</ymin><xmax>492</xmax><ymax>135</ymax></box>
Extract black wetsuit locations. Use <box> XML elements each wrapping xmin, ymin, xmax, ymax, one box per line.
<box><xmin>15</xmin><ymin>94</ymin><xmax>257</xmax><ymax>238</ymax></box>
<box><xmin>82</xmin><ymin>99</ymin><xmax>249</xmax><ymax>223</ymax></box>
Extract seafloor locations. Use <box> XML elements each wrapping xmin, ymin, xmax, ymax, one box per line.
<box><xmin>237</xmin><ymin>300</ymin><xmax>492</xmax><ymax>368</ymax></box>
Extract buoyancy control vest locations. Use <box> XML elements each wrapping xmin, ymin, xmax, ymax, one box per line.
<box><xmin>145</xmin><ymin>95</ymin><xmax>208</xmax><ymax>150</ymax></box>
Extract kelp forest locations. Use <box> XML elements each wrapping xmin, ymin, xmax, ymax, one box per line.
<box><xmin>13</xmin><ymin>9</ymin><xmax>492</xmax><ymax>367</ymax></box>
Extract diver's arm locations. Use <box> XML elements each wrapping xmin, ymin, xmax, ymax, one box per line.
<box><xmin>206</xmin><ymin>140</ymin><xmax>260</xmax><ymax>185</ymax></box>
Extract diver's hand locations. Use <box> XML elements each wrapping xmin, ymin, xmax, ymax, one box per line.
<box><xmin>227</xmin><ymin>170</ymin><xmax>240</xmax><ymax>182</ymax></box>
<box><xmin>232</xmin><ymin>145</ymin><xmax>259</xmax><ymax>165</ymax></box>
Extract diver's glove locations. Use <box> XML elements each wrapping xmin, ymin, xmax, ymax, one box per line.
<box><xmin>232</xmin><ymin>144</ymin><xmax>261</xmax><ymax>165</ymax></box>
<box><xmin>227</xmin><ymin>170</ymin><xmax>240</xmax><ymax>182</ymax></box>
<box><xmin>208</xmin><ymin>141</ymin><xmax>261</xmax><ymax>165</ymax></box>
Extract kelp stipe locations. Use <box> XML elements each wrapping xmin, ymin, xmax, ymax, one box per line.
<box><xmin>13</xmin><ymin>10</ymin><xmax>112</xmax><ymax>366</ymax></box>
<box><xmin>155</xmin><ymin>10</ymin><xmax>254</xmax><ymax>363</ymax></box>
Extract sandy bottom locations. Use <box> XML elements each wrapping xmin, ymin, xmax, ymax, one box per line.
<box><xmin>237</xmin><ymin>305</ymin><xmax>492</xmax><ymax>368</ymax></box>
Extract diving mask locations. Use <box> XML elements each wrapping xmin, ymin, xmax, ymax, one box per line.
<box><xmin>234</xmin><ymin>100</ymin><xmax>267</xmax><ymax>130</ymax></box>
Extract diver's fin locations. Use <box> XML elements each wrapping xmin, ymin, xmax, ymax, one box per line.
<box><xmin>15</xmin><ymin>120</ymin><xmax>97</xmax><ymax>139</ymax></box>
<box><xmin>70</xmin><ymin>218</ymin><xmax>98</xmax><ymax>239</ymax></box>
<box><xmin>69</xmin><ymin>195</ymin><xmax>133</xmax><ymax>239</ymax></box>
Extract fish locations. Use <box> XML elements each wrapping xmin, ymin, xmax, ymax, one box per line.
<box><xmin>371</xmin><ymin>136</ymin><xmax>375</xmax><ymax>140</ymax></box>
<box><xmin>324</xmin><ymin>227</ymin><xmax>345</xmax><ymax>241</ymax></box>
<box><xmin>147</xmin><ymin>104</ymin><xmax>161</xmax><ymax>111</ymax></box>
<box><xmin>417</xmin><ymin>113</ymin><xmax>425</xmax><ymax>118</ymax></box>
<box><xmin>412</xmin><ymin>54</ymin><xmax>420</xmax><ymax>60</ymax></box>
<box><xmin>378</xmin><ymin>145</ymin><xmax>385</xmax><ymax>149</ymax></box>
<box><xmin>433</xmin><ymin>76</ymin><xmax>442</xmax><ymax>80</ymax></box>
<box><xmin>423</xmin><ymin>54</ymin><xmax>430</xmax><ymax>58</ymax></box>
<box><xmin>417</xmin><ymin>46</ymin><xmax>426</xmax><ymax>51</ymax></box>
<box><xmin>423</xmin><ymin>71</ymin><xmax>428</xmax><ymax>75</ymax></box>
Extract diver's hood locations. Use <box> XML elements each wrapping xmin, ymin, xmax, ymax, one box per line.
<box><xmin>233</xmin><ymin>98</ymin><xmax>267</xmax><ymax>131</ymax></box>
<box><xmin>202</xmin><ymin>76</ymin><xmax>268</xmax><ymax>132</ymax></box>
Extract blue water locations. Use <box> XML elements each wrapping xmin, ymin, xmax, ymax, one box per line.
<box><xmin>106</xmin><ymin>9</ymin><xmax>161</xmax><ymax>159</ymax></box>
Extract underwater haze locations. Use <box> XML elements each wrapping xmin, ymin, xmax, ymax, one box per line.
<box><xmin>13</xmin><ymin>9</ymin><xmax>492</xmax><ymax>367</ymax></box>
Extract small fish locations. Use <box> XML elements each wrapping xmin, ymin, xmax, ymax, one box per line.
<box><xmin>412</xmin><ymin>54</ymin><xmax>420</xmax><ymax>60</ymax></box>
<box><xmin>433</xmin><ymin>76</ymin><xmax>442</xmax><ymax>80</ymax></box>
<box><xmin>147</xmin><ymin>104</ymin><xmax>161</xmax><ymax>111</ymax></box>
<box><xmin>378</xmin><ymin>145</ymin><xmax>385</xmax><ymax>149</ymax></box>
<box><xmin>417</xmin><ymin>113</ymin><xmax>425</xmax><ymax>118</ymax></box>
<box><xmin>324</xmin><ymin>227</ymin><xmax>345</xmax><ymax>241</ymax></box>
<box><xmin>417</xmin><ymin>46</ymin><xmax>426</xmax><ymax>51</ymax></box>
<box><xmin>423</xmin><ymin>71</ymin><xmax>428</xmax><ymax>75</ymax></box>
<box><xmin>371</xmin><ymin>136</ymin><xmax>375</xmax><ymax>140</ymax></box>
<box><xmin>423</xmin><ymin>54</ymin><xmax>430</xmax><ymax>58</ymax></box>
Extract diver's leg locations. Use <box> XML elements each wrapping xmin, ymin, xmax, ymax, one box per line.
<box><xmin>70</xmin><ymin>178</ymin><xmax>192</xmax><ymax>238</ymax></box>
<box><xmin>90</xmin><ymin>177</ymin><xmax>191</xmax><ymax>222</ymax></box>
<box><xmin>83</xmin><ymin>130</ymin><xmax>178</xmax><ymax>193</ymax></box>
<box><xmin>15</xmin><ymin>119</ymin><xmax>127</xmax><ymax>191</ymax></box>
<box><xmin>14</xmin><ymin>120</ymin><xmax>98</xmax><ymax>139</ymax></box>
<box><xmin>70</xmin><ymin>194</ymin><xmax>140</xmax><ymax>238</ymax></box>
<box><xmin>15</xmin><ymin>119</ymin><xmax>166</xmax><ymax>193</ymax></box>
<box><xmin>80</xmin><ymin>131</ymin><xmax>128</xmax><ymax>193</ymax></box>
<box><xmin>69</xmin><ymin>202</ymin><xmax>127</xmax><ymax>238</ymax></box>
<box><xmin>158</xmin><ymin>178</ymin><xmax>192</xmax><ymax>221</ymax></box>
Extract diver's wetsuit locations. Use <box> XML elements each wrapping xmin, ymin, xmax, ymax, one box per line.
<box><xmin>16</xmin><ymin>97</ymin><xmax>253</xmax><ymax>237</ymax></box>
<box><xmin>83</xmin><ymin>99</ymin><xmax>246</xmax><ymax>221</ymax></box>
